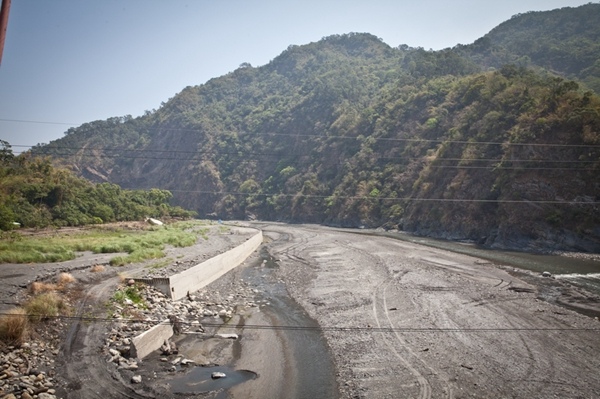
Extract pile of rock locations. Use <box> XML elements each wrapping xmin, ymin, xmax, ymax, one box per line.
<box><xmin>0</xmin><ymin>343</ymin><xmax>58</xmax><ymax>399</ymax></box>
<box><xmin>102</xmin><ymin>278</ymin><xmax>267</xmax><ymax>370</ymax></box>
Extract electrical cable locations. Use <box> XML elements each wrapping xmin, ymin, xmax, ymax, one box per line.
<box><xmin>1</xmin><ymin>312</ymin><xmax>598</xmax><ymax>333</ymax></box>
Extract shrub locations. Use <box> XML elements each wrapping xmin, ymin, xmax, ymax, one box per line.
<box><xmin>28</xmin><ymin>281</ymin><xmax>56</xmax><ymax>295</ymax></box>
<box><xmin>112</xmin><ymin>284</ymin><xmax>145</xmax><ymax>306</ymax></box>
<box><xmin>90</xmin><ymin>264</ymin><xmax>105</xmax><ymax>273</ymax></box>
<box><xmin>24</xmin><ymin>292</ymin><xmax>70</xmax><ymax>322</ymax></box>
<box><xmin>56</xmin><ymin>272</ymin><xmax>76</xmax><ymax>287</ymax></box>
<box><xmin>0</xmin><ymin>308</ymin><xmax>29</xmax><ymax>345</ymax></box>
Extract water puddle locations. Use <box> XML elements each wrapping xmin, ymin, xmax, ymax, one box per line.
<box><xmin>169</xmin><ymin>365</ymin><xmax>257</xmax><ymax>393</ymax></box>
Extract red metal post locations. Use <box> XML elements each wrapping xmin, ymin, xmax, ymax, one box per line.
<box><xmin>0</xmin><ymin>0</ymin><xmax>11</xmax><ymax>66</ymax></box>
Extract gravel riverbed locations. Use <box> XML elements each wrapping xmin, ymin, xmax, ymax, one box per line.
<box><xmin>2</xmin><ymin>222</ymin><xmax>600</xmax><ymax>399</ymax></box>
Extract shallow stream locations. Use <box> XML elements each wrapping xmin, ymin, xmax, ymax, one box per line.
<box><xmin>168</xmin><ymin>228</ymin><xmax>598</xmax><ymax>397</ymax></box>
<box><xmin>239</xmin><ymin>247</ymin><xmax>338</xmax><ymax>398</ymax></box>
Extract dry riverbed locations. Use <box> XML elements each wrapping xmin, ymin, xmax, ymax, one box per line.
<box><xmin>2</xmin><ymin>222</ymin><xmax>600</xmax><ymax>399</ymax></box>
<box><xmin>260</xmin><ymin>223</ymin><xmax>600</xmax><ymax>399</ymax></box>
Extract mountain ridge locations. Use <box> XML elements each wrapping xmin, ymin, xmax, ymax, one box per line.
<box><xmin>31</xmin><ymin>4</ymin><xmax>600</xmax><ymax>253</ymax></box>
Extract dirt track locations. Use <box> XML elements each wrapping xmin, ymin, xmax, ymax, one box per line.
<box><xmin>259</xmin><ymin>223</ymin><xmax>600</xmax><ymax>399</ymax></box>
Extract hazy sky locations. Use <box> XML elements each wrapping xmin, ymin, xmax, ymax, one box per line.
<box><xmin>0</xmin><ymin>0</ymin><xmax>595</xmax><ymax>152</ymax></box>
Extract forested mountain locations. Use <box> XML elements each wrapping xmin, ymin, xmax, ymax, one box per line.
<box><xmin>31</xmin><ymin>5</ymin><xmax>600</xmax><ymax>253</ymax></box>
<box><xmin>459</xmin><ymin>3</ymin><xmax>600</xmax><ymax>93</ymax></box>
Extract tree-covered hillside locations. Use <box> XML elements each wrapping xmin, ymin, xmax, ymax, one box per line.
<box><xmin>459</xmin><ymin>3</ymin><xmax>600</xmax><ymax>93</ymax></box>
<box><xmin>32</xmin><ymin>5</ymin><xmax>600</xmax><ymax>253</ymax></box>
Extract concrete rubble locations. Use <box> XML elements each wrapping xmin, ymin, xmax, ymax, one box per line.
<box><xmin>102</xmin><ymin>279</ymin><xmax>268</xmax><ymax>372</ymax></box>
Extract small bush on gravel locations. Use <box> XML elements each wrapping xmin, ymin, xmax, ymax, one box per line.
<box><xmin>90</xmin><ymin>264</ymin><xmax>105</xmax><ymax>273</ymax></box>
<box><xmin>24</xmin><ymin>292</ymin><xmax>70</xmax><ymax>322</ymax></box>
<box><xmin>0</xmin><ymin>308</ymin><xmax>29</xmax><ymax>346</ymax></box>
<box><xmin>56</xmin><ymin>272</ymin><xmax>76</xmax><ymax>287</ymax></box>
<box><xmin>108</xmin><ymin>284</ymin><xmax>147</xmax><ymax>319</ymax></box>
<box><xmin>112</xmin><ymin>285</ymin><xmax>145</xmax><ymax>306</ymax></box>
<box><xmin>28</xmin><ymin>281</ymin><xmax>56</xmax><ymax>295</ymax></box>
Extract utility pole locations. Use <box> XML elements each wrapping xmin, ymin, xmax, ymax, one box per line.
<box><xmin>0</xmin><ymin>0</ymin><xmax>11</xmax><ymax>66</ymax></box>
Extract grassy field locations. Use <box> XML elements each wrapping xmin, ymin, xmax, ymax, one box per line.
<box><xmin>0</xmin><ymin>220</ymin><xmax>211</xmax><ymax>265</ymax></box>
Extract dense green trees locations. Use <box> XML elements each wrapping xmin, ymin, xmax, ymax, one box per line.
<box><xmin>459</xmin><ymin>3</ymin><xmax>600</xmax><ymax>92</ymax></box>
<box><xmin>0</xmin><ymin>143</ymin><xmax>195</xmax><ymax>230</ymax></box>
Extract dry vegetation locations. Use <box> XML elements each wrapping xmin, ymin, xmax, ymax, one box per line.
<box><xmin>0</xmin><ymin>308</ymin><xmax>30</xmax><ymax>346</ymax></box>
<box><xmin>1</xmin><ymin>274</ymin><xmax>77</xmax><ymax>346</ymax></box>
<box><xmin>24</xmin><ymin>292</ymin><xmax>71</xmax><ymax>322</ymax></box>
<box><xmin>28</xmin><ymin>281</ymin><xmax>57</xmax><ymax>295</ymax></box>
<box><xmin>27</xmin><ymin>272</ymin><xmax>76</xmax><ymax>296</ymax></box>
<box><xmin>90</xmin><ymin>264</ymin><xmax>105</xmax><ymax>273</ymax></box>
<box><xmin>56</xmin><ymin>272</ymin><xmax>75</xmax><ymax>286</ymax></box>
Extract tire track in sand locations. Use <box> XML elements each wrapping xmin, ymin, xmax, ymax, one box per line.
<box><xmin>371</xmin><ymin>276</ymin><xmax>433</xmax><ymax>399</ymax></box>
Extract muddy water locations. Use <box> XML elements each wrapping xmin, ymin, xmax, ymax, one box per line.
<box><xmin>170</xmin><ymin>366</ymin><xmax>257</xmax><ymax>394</ymax></box>
<box><xmin>240</xmin><ymin>248</ymin><xmax>338</xmax><ymax>399</ymax></box>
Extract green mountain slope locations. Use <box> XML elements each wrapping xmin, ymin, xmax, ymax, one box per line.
<box><xmin>32</xmin><ymin>6</ymin><xmax>600</xmax><ymax>253</ymax></box>
<box><xmin>459</xmin><ymin>3</ymin><xmax>600</xmax><ymax>92</ymax></box>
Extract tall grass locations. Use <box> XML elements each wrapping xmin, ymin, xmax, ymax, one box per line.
<box><xmin>24</xmin><ymin>292</ymin><xmax>70</xmax><ymax>321</ymax></box>
<box><xmin>0</xmin><ymin>243</ymin><xmax>75</xmax><ymax>263</ymax></box>
<box><xmin>0</xmin><ymin>222</ymin><xmax>205</xmax><ymax>265</ymax></box>
<box><xmin>109</xmin><ymin>247</ymin><xmax>165</xmax><ymax>266</ymax></box>
<box><xmin>0</xmin><ymin>308</ymin><xmax>29</xmax><ymax>346</ymax></box>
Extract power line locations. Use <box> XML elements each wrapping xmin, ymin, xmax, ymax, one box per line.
<box><xmin>3</xmin><ymin>157</ymin><xmax>597</xmax><ymax>204</ymax></box>
<box><xmin>0</xmin><ymin>118</ymin><xmax>81</xmax><ymax>126</ymax></box>
<box><xmin>11</xmin><ymin>145</ymin><xmax>600</xmax><ymax>172</ymax></box>
<box><xmin>20</xmin><ymin>151</ymin><xmax>598</xmax><ymax>171</ymax></box>
<box><xmin>16</xmin><ymin>144</ymin><xmax>599</xmax><ymax>163</ymax></box>
<box><xmin>159</xmin><ymin>190</ymin><xmax>599</xmax><ymax>205</ymax></box>
<box><xmin>5</xmin><ymin>119</ymin><xmax>600</xmax><ymax>148</ymax></box>
<box><xmin>7</xmin><ymin>143</ymin><xmax>599</xmax><ymax>204</ymax></box>
<box><xmin>1</xmin><ymin>312</ymin><xmax>598</xmax><ymax>333</ymax></box>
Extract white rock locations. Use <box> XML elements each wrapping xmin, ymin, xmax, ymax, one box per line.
<box><xmin>216</xmin><ymin>333</ymin><xmax>239</xmax><ymax>340</ymax></box>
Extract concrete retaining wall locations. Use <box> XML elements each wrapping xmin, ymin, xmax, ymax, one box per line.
<box><xmin>130</xmin><ymin>321</ymin><xmax>173</xmax><ymax>359</ymax></box>
<box><xmin>133</xmin><ymin>277</ymin><xmax>170</xmax><ymax>296</ymax></box>
<box><xmin>129</xmin><ymin>227</ymin><xmax>262</xmax><ymax>359</ymax></box>
<box><xmin>169</xmin><ymin>228</ymin><xmax>262</xmax><ymax>300</ymax></box>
